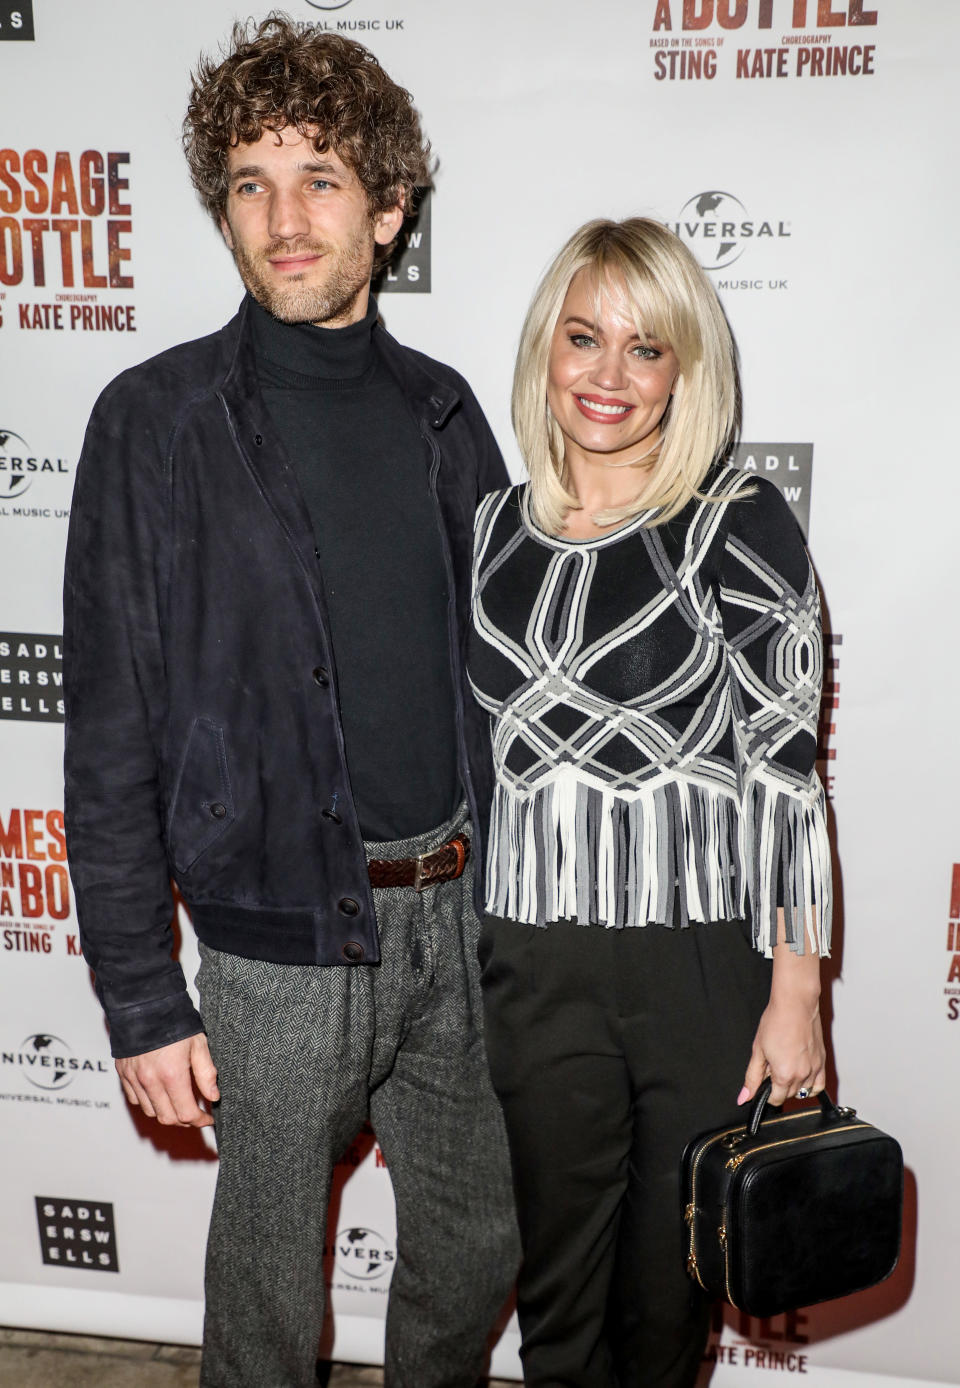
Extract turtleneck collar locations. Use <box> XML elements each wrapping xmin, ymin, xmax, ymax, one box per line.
<box><xmin>249</xmin><ymin>291</ymin><xmax>378</xmax><ymax>383</ymax></box>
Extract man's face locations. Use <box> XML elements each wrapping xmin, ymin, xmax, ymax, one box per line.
<box><xmin>220</xmin><ymin>125</ymin><xmax>404</xmax><ymax>327</ymax></box>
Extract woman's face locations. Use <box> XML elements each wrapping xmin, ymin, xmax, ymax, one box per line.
<box><xmin>546</xmin><ymin>268</ymin><xmax>679</xmax><ymax>471</ymax></box>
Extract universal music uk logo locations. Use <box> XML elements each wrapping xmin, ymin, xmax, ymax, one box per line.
<box><xmin>35</xmin><ymin>1197</ymin><xmax>119</xmax><ymax>1272</ymax></box>
<box><xmin>0</xmin><ymin>428</ymin><xmax>71</xmax><ymax>511</ymax></box>
<box><xmin>2</xmin><ymin>1034</ymin><xmax>111</xmax><ymax>1092</ymax></box>
<box><xmin>0</xmin><ymin>430</ymin><xmax>32</xmax><ymax>497</ymax></box>
<box><xmin>333</xmin><ymin>1226</ymin><xmax>396</xmax><ymax>1282</ymax></box>
<box><xmin>0</xmin><ymin>3</ymin><xmax>34</xmax><ymax>41</ymax></box>
<box><xmin>668</xmin><ymin>191</ymin><xmax>790</xmax><ymax>271</ymax></box>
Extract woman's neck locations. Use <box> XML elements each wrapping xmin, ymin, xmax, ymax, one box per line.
<box><xmin>560</xmin><ymin>446</ymin><xmax>660</xmax><ymax>538</ymax></box>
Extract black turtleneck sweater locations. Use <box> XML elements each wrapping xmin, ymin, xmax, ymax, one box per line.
<box><xmin>250</xmin><ymin>295</ymin><xmax>459</xmax><ymax>841</ymax></box>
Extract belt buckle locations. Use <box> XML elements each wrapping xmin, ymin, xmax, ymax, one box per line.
<box><xmin>412</xmin><ymin>848</ymin><xmax>430</xmax><ymax>893</ymax></box>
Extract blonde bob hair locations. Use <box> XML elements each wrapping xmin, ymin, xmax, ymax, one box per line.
<box><xmin>512</xmin><ymin>217</ymin><xmax>738</xmax><ymax>533</ymax></box>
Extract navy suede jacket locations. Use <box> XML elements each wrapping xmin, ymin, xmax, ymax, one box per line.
<box><xmin>63</xmin><ymin>299</ymin><xmax>508</xmax><ymax>1058</ymax></box>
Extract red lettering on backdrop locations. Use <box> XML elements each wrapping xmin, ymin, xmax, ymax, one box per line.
<box><xmin>24</xmin><ymin>149</ymin><xmax>48</xmax><ymax>213</ymax></box>
<box><xmin>0</xmin><ymin>149</ymin><xmax>133</xmax><ymax>290</ymax></box>
<box><xmin>24</xmin><ymin>809</ymin><xmax>45</xmax><ymax>860</ymax></box>
<box><xmin>0</xmin><ymin>809</ymin><xmax>24</xmax><ymax>859</ymax></box>
<box><xmin>1</xmin><ymin>811</ymin><xmax>74</xmax><ymax>920</ymax></box>
<box><xmin>107</xmin><ymin>153</ymin><xmax>131</xmax><ymax>216</ymax></box>
<box><xmin>79</xmin><ymin>150</ymin><xmax>105</xmax><ymax>216</ymax></box>
<box><xmin>108</xmin><ymin>220</ymin><xmax>133</xmax><ymax>288</ymax></box>
<box><xmin>45</xmin><ymin>865</ymin><xmax>71</xmax><ymax>920</ymax></box>
<box><xmin>46</xmin><ymin>811</ymin><xmax>67</xmax><ymax>863</ymax></box>
<box><xmin>21</xmin><ymin>218</ymin><xmax>46</xmax><ymax>284</ymax></box>
<box><xmin>717</xmin><ymin>0</ymin><xmax>748</xmax><ymax>26</ymax></box>
<box><xmin>849</xmin><ymin>1</ymin><xmax>878</xmax><ymax>23</ymax></box>
<box><xmin>50</xmin><ymin>151</ymin><xmax>80</xmax><ymax>216</ymax></box>
<box><xmin>0</xmin><ymin>216</ymin><xmax>23</xmax><ymax>286</ymax></box>
<box><xmin>684</xmin><ymin>0</ymin><xmax>713</xmax><ymax>28</ymax></box>
<box><xmin>19</xmin><ymin>864</ymin><xmax>44</xmax><ymax>918</ymax></box>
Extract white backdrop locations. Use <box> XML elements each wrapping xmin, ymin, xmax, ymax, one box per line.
<box><xmin>1</xmin><ymin>2</ymin><xmax>958</xmax><ymax>1382</ymax></box>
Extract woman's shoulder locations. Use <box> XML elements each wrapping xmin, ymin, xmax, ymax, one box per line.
<box><xmin>696</xmin><ymin>465</ymin><xmax>800</xmax><ymax>538</ymax></box>
<box><xmin>703</xmin><ymin>468</ymin><xmax>812</xmax><ymax>596</ymax></box>
<box><xmin>717</xmin><ymin>468</ymin><xmax>804</xmax><ymax>542</ymax></box>
<box><xmin>476</xmin><ymin>481</ymin><xmax>525</xmax><ymax>527</ymax></box>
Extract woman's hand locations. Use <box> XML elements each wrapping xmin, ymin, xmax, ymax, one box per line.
<box><xmin>738</xmin><ymin>926</ymin><xmax>826</xmax><ymax>1107</ymax></box>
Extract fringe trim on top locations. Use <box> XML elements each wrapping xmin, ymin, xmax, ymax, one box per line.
<box><xmin>485</xmin><ymin>772</ymin><xmax>745</xmax><ymax>931</ymax></box>
<box><xmin>740</xmin><ymin>771</ymin><xmax>832</xmax><ymax>958</ymax></box>
<box><xmin>484</xmin><ymin>769</ymin><xmax>832</xmax><ymax>958</ymax></box>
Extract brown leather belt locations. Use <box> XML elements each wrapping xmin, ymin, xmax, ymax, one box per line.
<box><xmin>368</xmin><ymin>832</ymin><xmax>470</xmax><ymax>892</ymax></box>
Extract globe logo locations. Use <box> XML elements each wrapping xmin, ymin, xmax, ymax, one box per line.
<box><xmin>304</xmin><ymin>1</ymin><xmax>353</xmax><ymax>10</ymax></box>
<box><xmin>0</xmin><ymin>429</ymin><xmax>33</xmax><ymax>498</ymax></box>
<box><xmin>675</xmin><ymin>190</ymin><xmax>750</xmax><ymax>270</ymax></box>
<box><xmin>20</xmin><ymin>1033</ymin><xmax>73</xmax><ymax>1090</ymax></box>
<box><xmin>334</xmin><ymin>1226</ymin><xmax>395</xmax><ymax>1282</ymax></box>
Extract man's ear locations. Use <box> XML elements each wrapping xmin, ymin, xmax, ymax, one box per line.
<box><xmin>219</xmin><ymin>215</ymin><xmax>235</xmax><ymax>252</ymax></box>
<box><xmin>373</xmin><ymin>202</ymin><xmax>406</xmax><ymax>247</ymax></box>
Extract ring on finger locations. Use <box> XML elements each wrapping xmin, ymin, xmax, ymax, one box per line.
<box><xmin>797</xmin><ymin>1087</ymin><xmax>811</xmax><ymax>1099</ymax></box>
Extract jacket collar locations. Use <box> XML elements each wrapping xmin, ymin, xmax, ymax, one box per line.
<box><xmin>218</xmin><ymin>296</ymin><xmax>461</xmax><ymax>429</ymax></box>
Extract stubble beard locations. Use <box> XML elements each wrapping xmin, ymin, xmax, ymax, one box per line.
<box><xmin>230</xmin><ymin>222</ymin><xmax>376</xmax><ymax>327</ymax></box>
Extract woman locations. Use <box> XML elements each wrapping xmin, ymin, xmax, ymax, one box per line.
<box><xmin>469</xmin><ymin>218</ymin><xmax>831</xmax><ymax>1387</ymax></box>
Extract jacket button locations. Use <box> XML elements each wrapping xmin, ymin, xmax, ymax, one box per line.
<box><xmin>254</xmin><ymin>434</ymin><xmax>263</xmax><ymax>446</ymax></box>
<box><xmin>342</xmin><ymin>941</ymin><xmax>364</xmax><ymax>963</ymax></box>
<box><xmin>321</xmin><ymin>809</ymin><xmax>343</xmax><ymax>824</ymax></box>
<box><xmin>209</xmin><ymin>802</ymin><xmax>227</xmax><ymax>819</ymax></box>
<box><xmin>314</xmin><ymin>547</ymin><xmax>322</xmax><ymax>561</ymax></box>
<box><xmin>312</xmin><ymin>666</ymin><xmax>329</xmax><ymax>686</ymax></box>
<box><xmin>338</xmin><ymin>897</ymin><xmax>360</xmax><ymax>917</ymax></box>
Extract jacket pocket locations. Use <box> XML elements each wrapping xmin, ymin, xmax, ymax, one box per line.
<box><xmin>168</xmin><ymin>718</ymin><xmax>235</xmax><ymax>874</ymax></box>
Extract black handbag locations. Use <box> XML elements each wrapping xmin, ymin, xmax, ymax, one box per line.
<box><xmin>681</xmin><ymin>1078</ymin><xmax>903</xmax><ymax>1317</ymax></box>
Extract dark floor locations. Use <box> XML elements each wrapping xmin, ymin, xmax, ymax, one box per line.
<box><xmin>0</xmin><ymin>1327</ymin><xmax>517</xmax><ymax>1387</ymax></box>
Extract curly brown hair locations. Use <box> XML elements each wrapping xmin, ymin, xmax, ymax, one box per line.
<box><xmin>183</xmin><ymin>12</ymin><xmax>431</xmax><ymax>262</ymax></box>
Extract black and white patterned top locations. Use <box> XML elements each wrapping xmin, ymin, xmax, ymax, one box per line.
<box><xmin>468</xmin><ymin>467</ymin><xmax>831</xmax><ymax>956</ymax></box>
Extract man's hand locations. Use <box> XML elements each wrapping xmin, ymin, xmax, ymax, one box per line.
<box><xmin>116</xmin><ymin>1033</ymin><xmax>219</xmax><ymax>1128</ymax></box>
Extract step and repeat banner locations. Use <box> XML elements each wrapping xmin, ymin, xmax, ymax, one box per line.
<box><xmin>1</xmin><ymin>2</ymin><xmax>957</xmax><ymax>1382</ymax></box>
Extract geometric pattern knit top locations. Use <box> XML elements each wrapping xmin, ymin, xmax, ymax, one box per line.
<box><xmin>468</xmin><ymin>466</ymin><xmax>831</xmax><ymax>957</ymax></box>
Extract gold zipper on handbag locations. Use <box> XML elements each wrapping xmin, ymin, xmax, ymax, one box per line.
<box><xmin>686</xmin><ymin>1122</ymin><xmax>745</xmax><ymax>1287</ymax></box>
<box><xmin>717</xmin><ymin>1122</ymin><xmax>871</xmax><ymax>1307</ymax></box>
<box><xmin>686</xmin><ymin>1112</ymin><xmax>807</xmax><ymax>1283</ymax></box>
<box><xmin>685</xmin><ymin>1109</ymin><xmax>861</xmax><ymax>1290</ymax></box>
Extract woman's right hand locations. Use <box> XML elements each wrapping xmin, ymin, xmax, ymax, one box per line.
<box><xmin>737</xmin><ymin>935</ymin><xmax>825</xmax><ymax>1107</ymax></box>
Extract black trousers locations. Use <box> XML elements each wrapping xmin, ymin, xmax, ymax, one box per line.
<box><xmin>480</xmin><ymin>913</ymin><xmax>773</xmax><ymax>1388</ymax></box>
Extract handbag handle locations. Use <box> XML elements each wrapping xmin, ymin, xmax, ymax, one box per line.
<box><xmin>747</xmin><ymin>1077</ymin><xmax>841</xmax><ymax>1138</ymax></box>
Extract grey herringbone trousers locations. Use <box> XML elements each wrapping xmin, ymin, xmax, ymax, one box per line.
<box><xmin>196</xmin><ymin>804</ymin><xmax>519</xmax><ymax>1388</ymax></box>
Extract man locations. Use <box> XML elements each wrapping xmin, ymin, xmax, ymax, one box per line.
<box><xmin>63</xmin><ymin>15</ymin><xmax>517</xmax><ymax>1387</ymax></box>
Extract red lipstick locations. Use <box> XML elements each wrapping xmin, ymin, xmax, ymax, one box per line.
<box><xmin>573</xmin><ymin>393</ymin><xmax>635</xmax><ymax>423</ymax></box>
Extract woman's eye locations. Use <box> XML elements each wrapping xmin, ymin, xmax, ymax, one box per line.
<box><xmin>569</xmin><ymin>334</ymin><xmax>596</xmax><ymax>349</ymax></box>
<box><xmin>633</xmin><ymin>344</ymin><xmax>661</xmax><ymax>360</ymax></box>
